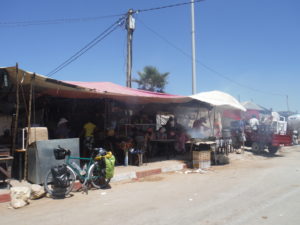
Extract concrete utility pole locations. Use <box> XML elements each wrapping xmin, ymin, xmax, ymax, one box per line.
<box><xmin>191</xmin><ymin>0</ymin><xmax>197</xmax><ymax>94</ymax></box>
<box><xmin>126</xmin><ymin>9</ymin><xmax>135</xmax><ymax>88</ymax></box>
<box><xmin>286</xmin><ymin>95</ymin><xmax>290</xmax><ymax>112</ymax></box>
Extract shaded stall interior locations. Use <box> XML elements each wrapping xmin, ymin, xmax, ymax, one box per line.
<box><xmin>0</xmin><ymin>66</ymin><xmax>213</xmax><ymax>180</ymax></box>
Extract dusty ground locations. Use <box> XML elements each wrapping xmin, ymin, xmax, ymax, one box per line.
<box><xmin>1</xmin><ymin>146</ymin><xmax>300</xmax><ymax>225</ymax></box>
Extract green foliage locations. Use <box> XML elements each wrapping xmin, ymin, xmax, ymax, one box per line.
<box><xmin>132</xmin><ymin>66</ymin><xmax>169</xmax><ymax>93</ymax></box>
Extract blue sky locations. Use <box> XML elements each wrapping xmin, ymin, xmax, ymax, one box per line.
<box><xmin>1</xmin><ymin>0</ymin><xmax>299</xmax><ymax>112</ymax></box>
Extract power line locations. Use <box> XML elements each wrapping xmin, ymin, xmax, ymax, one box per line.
<box><xmin>47</xmin><ymin>16</ymin><xmax>126</xmax><ymax>77</ymax></box>
<box><xmin>0</xmin><ymin>13</ymin><xmax>126</xmax><ymax>27</ymax></box>
<box><xmin>136</xmin><ymin>18</ymin><xmax>285</xmax><ymax>97</ymax></box>
<box><xmin>135</xmin><ymin>0</ymin><xmax>204</xmax><ymax>13</ymax></box>
<box><xmin>0</xmin><ymin>0</ymin><xmax>204</xmax><ymax>28</ymax></box>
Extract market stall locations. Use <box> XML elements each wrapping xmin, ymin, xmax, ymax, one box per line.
<box><xmin>189</xmin><ymin>91</ymin><xmax>246</xmax><ymax>165</ymax></box>
<box><xmin>2</xmin><ymin>66</ymin><xmax>210</xmax><ymax>181</ymax></box>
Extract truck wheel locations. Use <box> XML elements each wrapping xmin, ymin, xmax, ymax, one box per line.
<box><xmin>251</xmin><ymin>142</ymin><xmax>261</xmax><ymax>153</ymax></box>
<box><xmin>268</xmin><ymin>146</ymin><xmax>279</xmax><ymax>155</ymax></box>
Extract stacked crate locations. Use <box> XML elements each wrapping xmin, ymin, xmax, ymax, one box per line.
<box><xmin>192</xmin><ymin>150</ymin><xmax>211</xmax><ymax>169</ymax></box>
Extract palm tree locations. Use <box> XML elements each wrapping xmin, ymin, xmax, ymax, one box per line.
<box><xmin>133</xmin><ymin>66</ymin><xmax>169</xmax><ymax>93</ymax></box>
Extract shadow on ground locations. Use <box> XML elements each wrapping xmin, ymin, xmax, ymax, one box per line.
<box><xmin>244</xmin><ymin>149</ymin><xmax>284</xmax><ymax>158</ymax></box>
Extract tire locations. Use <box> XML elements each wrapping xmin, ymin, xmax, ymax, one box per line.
<box><xmin>268</xmin><ymin>146</ymin><xmax>279</xmax><ymax>155</ymax></box>
<box><xmin>89</xmin><ymin>163</ymin><xmax>111</xmax><ymax>189</ymax></box>
<box><xmin>251</xmin><ymin>142</ymin><xmax>261</xmax><ymax>153</ymax></box>
<box><xmin>44</xmin><ymin>165</ymin><xmax>76</xmax><ymax>198</ymax></box>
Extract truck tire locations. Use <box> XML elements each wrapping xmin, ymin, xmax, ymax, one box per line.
<box><xmin>268</xmin><ymin>146</ymin><xmax>279</xmax><ymax>155</ymax></box>
<box><xmin>251</xmin><ymin>142</ymin><xmax>261</xmax><ymax>153</ymax></box>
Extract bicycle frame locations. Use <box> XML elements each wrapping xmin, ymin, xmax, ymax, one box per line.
<box><xmin>65</xmin><ymin>155</ymin><xmax>94</xmax><ymax>182</ymax></box>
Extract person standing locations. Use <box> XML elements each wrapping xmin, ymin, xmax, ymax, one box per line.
<box><xmin>249</xmin><ymin>115</ymin><xmax>259</xmax><ymax>131</ymax></box>
<box><xmin>81</xmin><ymin>120</ymin><xmax>97</xmax><ymax>156</ymax></box>
<box><xmin>55</xmin><ymin>118</ymin><xmax>70</xmax><ymax>139</ymax></box>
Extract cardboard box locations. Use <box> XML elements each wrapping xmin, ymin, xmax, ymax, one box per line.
<box><xmin>26</xmin><ymin>127</ymin><xmax>48</xmax><ymax>145</ymax></box>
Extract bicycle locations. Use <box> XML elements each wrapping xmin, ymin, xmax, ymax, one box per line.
<box><xmin>44</xmin><ymin>146</ymin><xmax>113</xmax><ymax>197</ymax></box>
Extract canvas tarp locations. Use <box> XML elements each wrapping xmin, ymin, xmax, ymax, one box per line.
<box><xmin>241</xmin><ymin>101</ymin><xmax>268</xmax><ymax>111</ymax></box>
<box><xmin>3</xmin><ymin>67</ymin><xmax>249</xmax><ymax>109</ymax></box>
<box><xmin>190</xmin><ymin>91</ymin><xmax>246</xmax><ymax>111</ymax></box>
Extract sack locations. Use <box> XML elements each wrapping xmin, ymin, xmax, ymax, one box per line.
<box><xmin>51</xmin><ymin>165</ymin><xmax>70</xmax><ymax>188</ymax></box>
<box><xmin>104</xmin><ymin>155</ymin><xmax>115</xmax><ymax>179</ymax></box>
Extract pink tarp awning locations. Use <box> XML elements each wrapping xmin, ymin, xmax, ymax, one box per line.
<box><xmin>63</xmin><ymin>81</ymin><xmax>189</xmax><ymax>104</ymax></box>
<box><xmin>66</xmin><ymin>81</ymin><xmax>182</xmax><ymax>99</ymax></box>
<box><xmin>3</xmin><ymin>67</ymin><xmax>190</xmax><ymax>104</ymax></box>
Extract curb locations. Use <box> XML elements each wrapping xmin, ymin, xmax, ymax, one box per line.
<box><xmin>0</xmin><ymin>163</ymin><xmax>187</xmax><ymax>203</ymax></box>
<box><xmin>111</xmin><ymin>163</ymin><xmax>186</xmax><ymax>182</ymax></box>
<box><xmin>0</xmin><ymin>193</ymin><xmax>10</xmax><ymax>203</ymax></box>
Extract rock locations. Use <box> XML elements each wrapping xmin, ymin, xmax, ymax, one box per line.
<box><xmin>9</xmin><ymin>180</ymin><xmax>31</xmax><ymax>188</ymax></box>
<box><xmin>236</xmin><ymin>149</ymin><xmax>242</xmax><ymax>154</ymax></box>
<box><xmin>10</xmin><ymin>186</ymin><xmax>31</xmax><ymax>209</ymax></box>
<box><xmin>195</xmin><ymin>168</ymin><xmax>208</xmax><ymax>173</ymax></box>
<box><xmin>31</xmin><ymin>184</ymin><xmax>45</xmax><ymax>199</ymax></box>
<box><xmin>184</xmin><ymin>170</ymin><xmax>192</xmax><ymax>174</ymax></box>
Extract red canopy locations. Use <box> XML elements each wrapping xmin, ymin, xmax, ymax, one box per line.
<box><xmin>223</xmin><ymin>110</ymin><xmax>242</xmax><ymax>120</ymax></box>
<box><xmin>66</xmin><ymin>81</ymin><xmax>184</xmax><ymax>100</ymax></box>
<box><xmin>3</xmin><ymin>67</ymin><xmax>190</xmax><ymax>104</ymax></box>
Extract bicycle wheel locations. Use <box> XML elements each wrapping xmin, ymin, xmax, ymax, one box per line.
<box><xmin>44</xmin><ymin>165</ymin><xmax>76</xmax><ymax>198</ymax></box>
<box><xmin>88</xmin><ymin>163</ymin><xmax>111</xmax><ymax>189</ymax></box>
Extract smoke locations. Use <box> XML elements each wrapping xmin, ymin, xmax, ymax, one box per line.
<box><xmin>187</xmin><ymin>128</ymin><xmax>212</xmax><ymax>139</ymax></box>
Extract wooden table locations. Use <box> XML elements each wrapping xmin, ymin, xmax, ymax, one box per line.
<box><xmin>120</xmin><ymin>124</ymin><xmax>156</xmax><ymax>136</ymax></box>
<box><xmin>150</xmin><ymin>139</ymin><xmax>176</xmax><ymax>159</ymax></box>
<box><xmin>0</xmin><ymin>146</ymin><xmax>10</xmax><ymax>156</ymax></box>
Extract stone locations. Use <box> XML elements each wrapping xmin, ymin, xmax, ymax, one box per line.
<box><xmin>236</xmin><ymin>149</ymin><xmax>243</xmax><ymax>154</ymax></box>
<box><xmin>9</xmin><ymin>179</ymin><xmax>31</xmax><ymax>188</ymax></box>
<box><xmin>10</xmin><ymin>186</ymin><xmax>31</xmax><ymax>209</ymax></box>
<box><xmin>31</xmin><ymin>184</ymin><xmax>45</xmax><ymax>200</ymax></box>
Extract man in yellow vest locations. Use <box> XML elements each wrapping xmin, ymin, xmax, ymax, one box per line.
<box><xmin>81</xmin><ymin>120</ymin><xmax>97</xmax><ymax>156</ymax></box>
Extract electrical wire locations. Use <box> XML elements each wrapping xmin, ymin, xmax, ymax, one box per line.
<box><xmin>136</xmin><ymin>17</ymin><xmax>285</xmax><ymax>97</ymax></box>
<box><xmin>0</xmin><ymin>1</ymin><xmax>203</xmax><ymax>27</ymax></box>
<box><xmin>0</xmin><ymin>13</ymin><xmax>126</xmax><ymax>27</ymax></box>
<box><xmin>47</xmin><ymin>16</ymin><xmax>126</xmax><ymax>77</ymax></box>
<box><xmin>135</xmin><ymin>0</ymin><xmax>204</xmax><ymax>13</ymax></box>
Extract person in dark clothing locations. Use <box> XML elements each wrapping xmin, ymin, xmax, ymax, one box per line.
<box><xmin>55</xmin><ymin>118</ymin><xmax>70</xmax><ymax>139</ymax></box>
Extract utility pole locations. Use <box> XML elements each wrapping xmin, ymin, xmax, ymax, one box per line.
<box><xmin>286</xmin><ymin>95</ymin><xmax>290</xmax><ymax>112</ymax></box>
<box><xmin>126</xmin><ymin>9</ymin><xmax>135</xmax><ymax>88</ymax></box>
<box><xmin>191</xmin><ymin>0</ymin><xmax>197</xmax><ymax>94</ymax></box>
<box><xmin>11</xmin><ymin>63</ymin><xmax>19</xmax><ymax>156</ymax></box>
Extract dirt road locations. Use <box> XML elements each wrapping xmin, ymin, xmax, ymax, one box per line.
<box><xmin>1</xmin><ymin>146</ymin><xmax>300</xmax><ymax>225</ymax></box>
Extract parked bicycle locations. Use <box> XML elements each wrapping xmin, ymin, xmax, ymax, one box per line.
<box><xmin>44</xmin><ymin>146</ymin><xmax>115</xmax><ymax>198</ymax></box>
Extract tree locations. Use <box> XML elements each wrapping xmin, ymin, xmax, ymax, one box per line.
<box><xmin>133</xmin><ymin>66</ymin><xmax>169</xmax><ymax>93</ymax></box>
